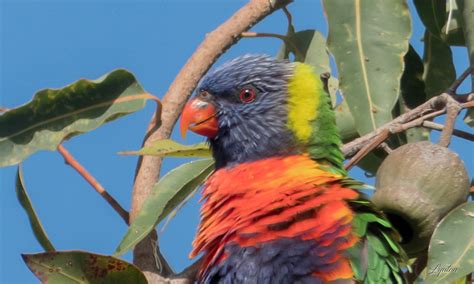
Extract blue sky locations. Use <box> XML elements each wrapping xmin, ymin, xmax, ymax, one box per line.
<box><xmin>0</xmin><ymin>1</ymin><xmax>472</xmax><ymax>283</ymax></box>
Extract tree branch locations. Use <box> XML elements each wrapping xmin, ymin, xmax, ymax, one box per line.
<box><xmin>446</xmin><ymin>66</ymin><xmax>472</xmax><ymax>95</ymax></box>
<box><xmin>344</xmin><ymin>129</ymin><xmax>390</xmax><ymax>171</ymax></box>
<box><xmin>129</xmin><ymin>1</ymin><xmax>293</xmax><ymax>283</ymax></box>
<box><xmin>422</xmin><ymin>121</ymin><xmax>474</xmax><ymax>142</ymax></box>
<box><xmin>57</xmin><ymin>144</ymin><xmax>129</xmax><ymax>224</ymax></box>
<box><xmin>241</xmin><ymin>31</ymin><xmax>304</xmax><ymax>59</ymax></box>
<box><xmin>438</xmin><ymin>98</ymin><xmax>462</xmax><ymax>147</ymax></box>
<box><xmin>342</xmin><ymin>93</ymin><xmax>473</xmax><ymax>159</ymax></box>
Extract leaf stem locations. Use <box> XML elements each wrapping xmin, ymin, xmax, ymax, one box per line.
<box><xmin>57</xmin><ymin>144</ymin><xmax>129</xmax><ymax>225</ymax></box>
<box><xmin>344</xmin><ymin>129</ymin><xmax>390</xmax><ymax>170</ymax></box>
<box><xmin>241</xmin><ymin>31</ymin><xmax>304</xmax><ymax>60</ymax></box>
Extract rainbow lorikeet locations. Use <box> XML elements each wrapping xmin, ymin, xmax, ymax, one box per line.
<box><xmin>180</xmin><ymin>55</ymin><xmax>408</xmax><ymax>284</ymax></box>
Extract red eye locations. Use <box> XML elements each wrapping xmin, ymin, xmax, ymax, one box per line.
<box><xmin>239</xmin><ymin>87</ymin><xmax>256</xmax><ymax>103</ymax></box>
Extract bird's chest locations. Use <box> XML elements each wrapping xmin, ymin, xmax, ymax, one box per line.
<box><xmin>192</xmin><ymin>156</ymin><xmax>360</xmax><ymax>283</ymax></box>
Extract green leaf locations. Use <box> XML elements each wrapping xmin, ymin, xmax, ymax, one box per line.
<box><xmin>0</xmin><ymin>69</ymin><xmax>154</xmax><ymax>167</ymax></box>
<box><xmin>323</xmin><ymin>0</ymin><xmax>411</xmax><ymax>135</ymax></box>
<box><xmin>22</xmin><ymin>251</ymin><xmax>147</xmax><ymax>284</ymax></box>
<box><xmin>426</xmin><ymin>202</ymin><xmax>474</xmax><ymax>284</ymax></box>
<box><xmin>115</xmin><ymin>159</ymin><xmax>214</xmax><ymax>256</ymax></box>
<box><xmin>16</xmin><ymin>166</ymin><xmax>55</xmax><ymax>252</ymax></box>
<box><xmin>119</xmin><ymin>139</ymin><xmax>211</xmax><ymax>158</ymax></box>
<box><xmin>464</xmin><ymin>109</ymin><xmax>474</xmax><ymax>127</ymax></box>
<box><xmin>400</xmin><ymin>46</ymin><xmax>427</xmax><ymax>109</ymax></box>
<box><xmin>414</xmin><ymin>0</ymin><xmax>446</xmax><ymax>37</ymax></box>
<box><xmin>423</xmin><ymin>31</ymin><xmax>456</xmax><ymax>99</ymax></box>
<box><xmin>334</xmin><ymin>99</ymin><xmax>358</xmax><ymax>143</ymax></box>
<box><xmin>457</xmin><ymin>0</ymin><xmax>474</xmax><ymax>90</ymax></box>
<box><xmin>327</xmin><ymin>77</ymin><xmax>339</xmax><ymax>108</ymax></box>
<box><xmin>291</xmin><ymin>30</ymin><xmax>330</xmax><ymax>75</ymax></box>
<box><xmin>442</xmin><ymin>0</ymin><xmax>465</xmax><ymax>46</ymax></box>
<box><xmin>398</xmin><ymin>46</ymin><xmax>430</xmax><ymax>143</ymax></box>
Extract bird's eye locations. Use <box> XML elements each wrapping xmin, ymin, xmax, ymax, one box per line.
<box><xmin>239</xmin><ymin>87</ymin><xmax>256</xmax><ymax>103</ymax></box>
<box><xmin>198</xmin><ymin>91</ymin><xmax>211</xmax><ymax>100</ymax></box>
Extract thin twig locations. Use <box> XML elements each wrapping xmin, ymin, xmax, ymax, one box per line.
<box><xmin>378</xmin><ymin>142</ymin><xmax>393</xmax><ymax>154</ymax></box>
<box><xmin>282</xmin><ymin>6</ymin><xmax>293</xmax><ymax>29</ymax></box>
<box><xmin>129</xmin><ymin>1</ymin><xmax>293</xmax><ymax>282</ymax></box>
<box><xmin>241</xmin><ymin>31</ymin><xmax>304</xmax><ymax>59</ymax></box>
<box><xmin>422</xmin><ymin>121</ymin><xmax>474</xmax><ymax>142</ymax></box>
<box><xmin>344</xmin><ymin>129</ymin><xmax>390</xmax><ymax>170</ymax></box>
<box><xmin>439</xmin><ymin>97</ymin><xmax>463</xmax><ymax>147</ymax></box>
<box><xmin>447</xmin><ymin>66</ymin><xmax>473</xmax><ymax>95</ymax></box>
<box><xmin>57</xmin><ymin>144</ymin><xmax>129</xmax><ymax>224</ymax></box>
<box><xmin>343</xmin><ymin>92</ymin><xmax>473</xmax><ymax>158</ymax></box>
<box><xmin>0</xmin><ymin>106</ymin><xmax>9</xmax><ymax>113</ymax></box>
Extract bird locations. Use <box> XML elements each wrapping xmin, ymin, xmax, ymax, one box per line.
<box><xmin>180</xmin><ymin>55</ymin><xmax>408</xmax><ymax>284</ymax></box>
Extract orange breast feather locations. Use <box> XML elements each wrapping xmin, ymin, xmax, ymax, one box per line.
<box><xmin>191</xmin><ymin>155</ymin><xmax>359</xmax><ymax>281</ymax></box>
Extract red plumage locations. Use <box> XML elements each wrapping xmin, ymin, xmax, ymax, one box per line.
<box><xmin>191</xmin><ymin>155</ymin><xmax>360</xmax><ymax>282</ymax></box>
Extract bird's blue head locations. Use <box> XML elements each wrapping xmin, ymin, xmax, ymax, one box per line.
<box><xmin>181</xmin><ymin>55</ymin><xmax>344</xmax><ymax>169</ymax></box>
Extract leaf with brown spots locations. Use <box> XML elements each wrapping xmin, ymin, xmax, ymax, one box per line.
<box><xmin>22</xmin><ymin>251</ymin><xmax>147</xmax><ymax>284</ymax></box>
<box><xmin>0</xmin><ymin>69</ymin><xmax>157</xmax><ymax>167</ymax></box>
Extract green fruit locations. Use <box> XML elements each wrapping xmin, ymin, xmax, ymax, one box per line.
<box><xmin>372</xmin><ymin>141</ymin><xmax>470</xmax><ymax>256</ymax></box>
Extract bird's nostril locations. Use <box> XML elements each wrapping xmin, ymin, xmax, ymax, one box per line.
<box><xmin>193</xmin><ymin>99</ymin><xmax>209</xmax><ymax>109</ymax></box>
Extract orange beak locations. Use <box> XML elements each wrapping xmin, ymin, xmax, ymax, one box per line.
<box><xmin>180</xmin><ymin>97</ymin><xmax>218</xmax><ymax>139</ymax></box>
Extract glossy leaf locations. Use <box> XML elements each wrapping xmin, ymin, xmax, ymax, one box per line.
<box><xmin>115</xmin><ymin>159</ymin><xmax>214</xmax><ymax>256</ymax></box>
<box><xmin>23</xmin><ymin>251</ymin><xmax>147</xmax><ymax>284</ymax></box>
<box><xmin>398</xmin><ymin>46</ymin><xmax>430</xmax><ymax>142</ymax></box>
<box><xmin>0</xmin><ymin>69</ymin><xmax>153</xmax><ymax>167</ymax></box>
<box><xmin>423</xmin><ymin>31</ymin><xmax>456</xmax><ymax>99</ymax></box>
<box><xmin>426</xmin><ymin>202</ymin><xmax>474</xmax><ymax>283</ymax></box>
<box><xmin>119</xmin><ymin>139</ymin><xmax>211</xmax><ymax>158</ymax></box>
<box><xmin>323</xmin><ymin>0</ymin><xmax>411</xmax><ymax>135</ymax></box>
<box><xmin>16</xmin><ymin>166</ymin><xmax>55</xmax><ymax>252</ymax></box>
<box><xmin>414</xmin><ymin>0</ymin><xmax>446</xmax><ymax>37</ymax></box>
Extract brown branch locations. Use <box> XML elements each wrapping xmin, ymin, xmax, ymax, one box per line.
<box><xmin>342</xmin><ymin>93</ymin><xmax>473</xmax><ymax>158</ymax></box>
<box><xmin>129</xmin><ymin>0</ymin><xmax>293</xmax><ymax>283</ymax></box>
<box><xmin>57</xmin><ymin>144</ymin><xmax>129</xmax><ymax>224</ymax></box>
<box><xmin>0</xmin><ymin>106</ymin><xmax>8</xmax><ymax>113</ymax></box>
<box><xmin>241</xmin><ymin>31</ymin><xmax>304</xmax><ymax>59</ymax></box>
<box><xmin>343</xmin><ymin>65</ymin><xmax>474</xmax><ymax>160</ymax></box>
<box><xmin>438</xmin><ymin>98</ymin><xmax>462</xmax><ymax>147</ymax></box>
<box><xmin>344</xmin><ymin>129</ymin><xmax>390</xmax><ymax>171</ymax></box>
<box><xmin>447</xmin><ymin>66</ymin><xmax>473</xmax><ymax>95</ymax></box>
<box><xmin>282</xmin><ymin>6</ymin><xmax>293</xmax><ymax>30</ymax></box>
<box><xmin>422</xmin><ymin>121</ymin><xmax>474</xmax><ymax>142</ymax></box>
<box><xmin>378</xmin><ymin>142</ymin><xmax>393</xmax><ymax>155</ymax></box>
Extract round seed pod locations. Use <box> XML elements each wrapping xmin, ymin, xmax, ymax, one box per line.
<box><xmin>372</xmin><ymin>141</ymin><xmax>470</xmax><ymax>256</ymax></box>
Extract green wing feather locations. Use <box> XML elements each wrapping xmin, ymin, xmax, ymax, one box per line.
<box><xmin>343</xmin><ymin>180</ymin><xmax>409</xmax><ymax>284</ymax></box>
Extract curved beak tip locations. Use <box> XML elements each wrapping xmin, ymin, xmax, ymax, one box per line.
<box><xmin>180</xmin><ymin>98</ymin><xmax>218</xmax><ymax>139</ymax></box>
